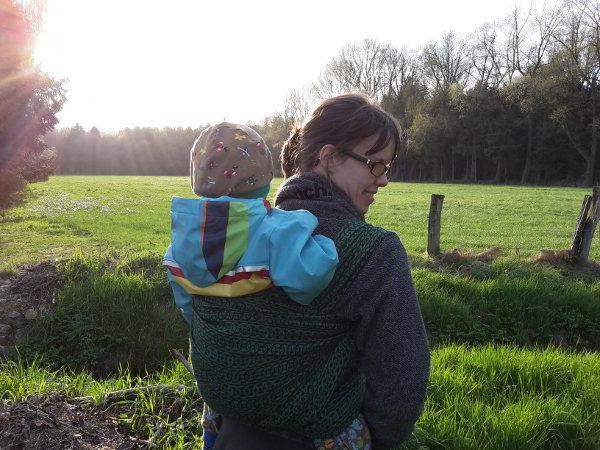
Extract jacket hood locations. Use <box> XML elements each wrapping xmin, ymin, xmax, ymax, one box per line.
<box><xmin>170</xmin><ymin>196</ymin><xmax>270</xmax><ymax>286</ymax></box>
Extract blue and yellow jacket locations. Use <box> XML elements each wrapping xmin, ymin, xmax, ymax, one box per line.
<box><xmin>163</xmin><ymin>196</ymin><xmax>339</xmax><ymax>324</ymax></box>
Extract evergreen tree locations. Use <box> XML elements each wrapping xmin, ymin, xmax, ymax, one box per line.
<box><xmin>0</xmin><ymin>0</ymin><xmax>65</xmax><ymax>205</ymax></box>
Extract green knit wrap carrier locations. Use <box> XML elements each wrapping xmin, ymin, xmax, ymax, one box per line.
<box><xmin>191</xmin><ymin>221</ymin><xmax>392</xmax><ymax>438</ymax></box>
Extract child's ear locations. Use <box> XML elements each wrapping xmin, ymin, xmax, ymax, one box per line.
<box><xmin>190</xmin><ymin>154</ymin><xmax>194</xmax><ymax>191</ymax></box>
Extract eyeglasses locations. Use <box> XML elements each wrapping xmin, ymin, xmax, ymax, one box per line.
<box><xmin>344</xmin><ymin>151</ymin><xmax>393</xmax><ymax>177</ymax></box>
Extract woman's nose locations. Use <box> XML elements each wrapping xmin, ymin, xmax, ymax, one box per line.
<box><xmin>375</xmin><ymin>173</ymin><xmax>389</xmax><ymax>187</ymax></box>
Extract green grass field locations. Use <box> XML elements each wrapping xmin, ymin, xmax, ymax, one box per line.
<box><xmin>1</xmin><ymin>176</ymin><xmax>600</xmax><ymax>449</ymax></box>
<box><xmin>1</xmin><ymin>176</ymin><xmax>598</xmax><ymax>273</ymax></box>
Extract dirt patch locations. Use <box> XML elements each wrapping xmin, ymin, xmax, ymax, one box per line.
<box><xmin>534</xmin><ymin>249</ymin><xmax>572</xmax><ymax>263</ymax></box>
<box><xmin>415</xmin><ymin>247</ymin><xmax>600</xmax><ymax>281</ymax></box>
<box><xmin>439</xmin><ymin>247</ymin><xmax>504</xmax><ymax>264</ymax></box>
<box><xmin>0</xmin><ymin>262</ymin><xmax>62</xmax><ymax>354</ymax></box>
<box><xmin>0</xmin><ymin>394</ymin><xmax>147</xmax><ymax>450</ymax></box>
<box><xmin>533</xmin><ymin>249</ymin><xmax>600</xmax><ymax>279</ymax></box>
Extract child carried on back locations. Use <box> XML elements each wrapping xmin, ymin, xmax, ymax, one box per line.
<box><xmin>164</xmin><ymin>123</ymin><xmax>341</xmax><ymax>449</ymax></box>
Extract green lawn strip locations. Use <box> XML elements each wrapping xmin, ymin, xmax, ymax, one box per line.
<box><xmin>1</xmin><ymin>177</ymin><xmax>598</xmax><ymax>274</ymax></box>
<box><xmin>2</xmin><ymin>345</ymin><xmax>598</xmax><ymax>449</ymax></box>
<box><xmin>13</xmin><ymin>251</ymin><xmax>600</xmax><ymax>378</ymax></box>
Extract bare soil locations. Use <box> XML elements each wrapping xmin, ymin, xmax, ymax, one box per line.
<box><xmin>0</xmin><ymin>394</ymin><xmax>148</xmax><ymax>450</ymax></box>
<box><xmin>0</xmin><ymin>262</ymin><xmax>62</xmax><ymax>355</ymax></box>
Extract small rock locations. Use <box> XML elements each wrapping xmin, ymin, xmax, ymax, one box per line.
<box><xmin>0</xmin><ymin>336</ymin><xmax>8</xmax><ymax>346</ymax></box>
<box><xmin>24</xmin><ymin>308</ymin><xmax>38</xmax><ymax>321</ymax></box>
<box><xmin>7</xmin><ymin>311</ymin><xmax>21</xmax><ymax>321</ymax></box>
<box><xmin>0</xmin><ymin>323</ymin><xmax>11</xmax><ymax>335</ymax></box>
<box><xmin>553</xmin><ymin>333</ymin><xmax>567</xmax><ymax>347</ymax></box>
<box><xmin>9</xmin><ymin>299</ymin><xmax>23</xmax><ymax>308</ymax></box>
<box><xmin>0</xmin><ymin>345</ymin><xmax>8</xmax><ymax>359</ymax></box>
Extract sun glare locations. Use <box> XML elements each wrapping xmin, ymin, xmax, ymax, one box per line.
<box><xmin>32</xmin><ymin>0</ymin><xmax>541</xmax><ymax>132</ymax></box>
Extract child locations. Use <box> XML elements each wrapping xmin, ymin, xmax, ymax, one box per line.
<box><xmin>163</xmin><ymin>122</ymin><xmax>339</xmax><ymax>450</ymax></box>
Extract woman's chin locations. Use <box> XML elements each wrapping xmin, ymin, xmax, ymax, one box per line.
<box><xmin>357</xmin><ymin>200</ymin><xmax>372</xmax><ymax>214</ymax></box>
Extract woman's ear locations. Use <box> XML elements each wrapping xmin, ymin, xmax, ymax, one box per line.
<box><xmin>317</xmin><ymin>144</ymin><xmax>337</xmax><ymax>170</ymax></box>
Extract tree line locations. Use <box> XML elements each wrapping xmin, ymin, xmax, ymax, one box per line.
<box><xmin>47</xmin><ymin>117</ymin><xmax>295</xmax><ymax>177</ymax></box>
<box><xmin>49</xmin><ymin>0</ymin><xmax>600</xmax><ymax>186</ymax></box>
<box><xmin>47</xmin><ymin>126</ymin><xmax>204</xmax><ymax>176</ymax></box>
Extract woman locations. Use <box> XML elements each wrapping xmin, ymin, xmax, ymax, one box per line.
<box><xmin>194</xmin><ymin>94</ymin><xmax>430</xmax><ymax>450</ymax></box>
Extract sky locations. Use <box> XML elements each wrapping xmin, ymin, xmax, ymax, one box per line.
<box><xmin>34</xmin><ymin>0</ymin><xmax>535</xmax><ymax>132</ymax></box>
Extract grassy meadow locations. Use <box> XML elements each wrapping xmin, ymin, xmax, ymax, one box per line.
<box><xmin>1</xmin><ymin>175</ymin><xmax>598</xmax><ymax>273</ymax></box>
<box><xmin>1</xmin><ymin>175</ymin><xmax>600</xmax><ymax>449</ymax></box>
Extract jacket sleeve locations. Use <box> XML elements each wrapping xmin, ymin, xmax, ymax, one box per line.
<box><xmin>337</xmin><ymin>233</ymin><xmax>430</xmax><ymax>450</ymax></box>
<box><xmin>268</xmin><ymin>210</ymin><xmax>339</xmax><ymax>305</ymax></box>
<box><xmin>163</xmin><ymin>244</ymin><xmax>193</xmax><ymax>325</ymax></box>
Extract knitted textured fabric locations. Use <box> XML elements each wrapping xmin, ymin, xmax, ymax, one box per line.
<box><xmin>190</xmin><ymin>220</ymin><xmax>393</xmax><ymax>439</ymax></box>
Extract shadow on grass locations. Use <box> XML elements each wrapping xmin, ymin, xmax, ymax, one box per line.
<box><xmin>409</xmin><ymin>252</ymin><xmax>600</xmax><ymax>351</ymax></box>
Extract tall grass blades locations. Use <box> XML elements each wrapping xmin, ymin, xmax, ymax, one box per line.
<box><xmin>2</xmin><ymin>346</ymin><xmax>598</xmax><ymax>449</ymax></box>
<box><xmin>400</xmin><ymin>345</ymin><xmax>600</xmax><ymax>450</ymax></box>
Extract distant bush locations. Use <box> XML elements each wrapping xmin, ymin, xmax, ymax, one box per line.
<box><xmin>0</xmin><ymin>150</ymin><xmax>56</xmax><ymax>208</ymax></box>
<box><xmin>16</xmin><ymin>253</ymin><xmax>188</xmax><ymax>377</ymax></box>
<box><xmin>0</xmin><ymin>168</ymin><xmax>25</xmax><ymax>207</ymax></box>
<box><xmin>19</xmin><ymin>148</ymin><xmax>57</xmax><ymax>183</ymax></box>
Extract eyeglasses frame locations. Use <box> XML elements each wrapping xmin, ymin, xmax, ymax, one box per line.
<box><xmin>343</xmin><ymin>150</ymin><xmax>395</xmax><ymax>177</ymax></box>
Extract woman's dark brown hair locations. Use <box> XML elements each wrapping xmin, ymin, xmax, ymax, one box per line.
<box><xmin>281</xmin><ymin>93</ymin><xmax>403</xmax><ymax>178</ymax></box>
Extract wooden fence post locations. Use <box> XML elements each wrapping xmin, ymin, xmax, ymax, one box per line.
<box><xmin>570</xmin><ymin>186</ymin><xmax>600</xmax><ymax>263</ymax></box>
<box><xmin>427</xmin><ymin>194</ymin><xmax>445</xmax><ymax>256</ymax></box>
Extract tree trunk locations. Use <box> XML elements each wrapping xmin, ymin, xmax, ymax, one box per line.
<box><xmin>451</xmin><ymin>149</ymin><xmax>455</xmax><ymax>181</ymax></box>
<box><xmin>495</xmin><ymin>158</ymin><xmax>503</xmax><ymax>183</ymax></box>
<box><xmin>584</xmin><ymin>117</ymin><xmax>598</xmax><ymax>187</ymax></box>
<box><xmin>463</xmin><ymin>154</ymin><xmax>470</xmax><ymax>181</ymax></box>
<box><xmin>521</xmin><ymin>115</ymin><xmax>533</xmax><ymax>184</ymax></box>
<box><xmin>433</xmin><ymin>159</ymin><xmax>440</xmax><ymax>182</ymax></box>
<box><xmin>566</xmin><ymin>159</ymin><xmax>577</xmax><ymax>185</ymax></box>
<box><xmin>409</xmin><ymin>159</ymin><xmax>417</xmax><ymax>180</ymax></box>
<box><xmin>470</xmin><ymin>147</ymin><xmax>477</xmax><ymax>182</ymax></box>
<box><xmin>440</xmin><ymin>157</ymin><xmax>444</xmax><ymax>182</ymax></box>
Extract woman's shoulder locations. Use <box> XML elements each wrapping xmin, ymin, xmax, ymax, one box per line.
<box><xmin>336</xmin><ymin>220</ymin><xmax>398</xmax><ymax>247</ymax></box>
<box><xmin>333</xmin><ymin>221</ymin><xmax>408</xmax><ymax>271</ymax></box>
<box><xmin>365</xmin><ymin>225</ymin><xmax>408</xmax><ymax>262</ymax></box>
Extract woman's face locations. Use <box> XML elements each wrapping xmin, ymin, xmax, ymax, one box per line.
<box><xmin>317</xmin><ymin>134</ymin><xmax>395</xmax><ymax>214</ymax></box>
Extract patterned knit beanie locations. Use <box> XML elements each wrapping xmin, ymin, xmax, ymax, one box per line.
<box><xmin>190</xmin><ymin>122</ymin><xmax>273</xmax><ymax>198</ymax></box>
